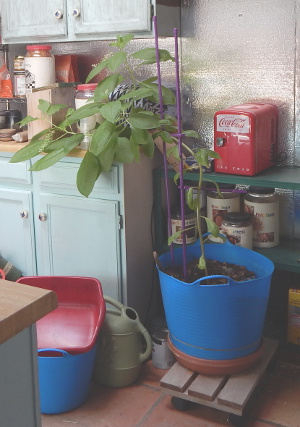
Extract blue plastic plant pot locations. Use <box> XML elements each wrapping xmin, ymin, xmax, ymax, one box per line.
<box><xmin>38</xmin><ymin>346</ymin><xmax>96</xmax><ymax>414</ymax></box>
<box><xmin>157</xmin><ymin>239</ymin><xmax>274</xmax><ymax>360</ymax></box>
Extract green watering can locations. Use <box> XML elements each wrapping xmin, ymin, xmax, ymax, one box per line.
<box><xmin>93</xmin><ymin>295</ymin><xmax>152</xmax><ymax>387</ymax></box>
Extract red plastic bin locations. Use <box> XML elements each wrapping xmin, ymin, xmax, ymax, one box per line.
<box><xmin>17</xmin><ymin>276</ymin><xmax>106</xmax><ymax>354</ymax></box>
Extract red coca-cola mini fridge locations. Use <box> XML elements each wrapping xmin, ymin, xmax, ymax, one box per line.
<box><xmin>214</xmin><ymin>102</ymin><xmax>278</xmax><ymax>175</ymax></box>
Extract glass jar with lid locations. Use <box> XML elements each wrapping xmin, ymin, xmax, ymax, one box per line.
<box><xmin>24</xmin><ymin>45</ymin><xmax>55</xmax><ymax>92</ymax></box>
<box><xmin>75</xmin><ymin>83</ymin><xmax>104</xmax><ymax>150</ymax></box>
<box><xmin>206</xmin><ymin>183</ymin><xmax>241</xmax><ymax>227</ymax></box>
<box><xmin>221</xmin><ymin>212</ymin><xmax>253</xmax><ymax>249</ymax></box>
<box><xmin>244</xmin><ymin>186</ymin><xmax>279</xmax><ymax>248</ymax></box>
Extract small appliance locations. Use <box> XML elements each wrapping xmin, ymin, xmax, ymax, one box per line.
<box><xmin>214</xmin><ymin>102</ymin><xmax>278</xmax><ymax>176</ymax></box>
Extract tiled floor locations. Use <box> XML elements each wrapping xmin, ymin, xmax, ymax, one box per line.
<box><xmin>42</xmin><ymin>349</ymin><xmax>300</xmax><ymax>427</ymax></box>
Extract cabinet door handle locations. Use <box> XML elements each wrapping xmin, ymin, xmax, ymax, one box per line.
<box><xmin>73</xmin><ymin>8</ymin><xmax>81</xmax><ymax>17</ymax></box>
<box><xmin>39</xmin><ymin>213</ymin><xmax>47</xmax><ymax>221</ymax></box>
<box><xmin>54</xmin><ymin>9</ymin><xmax>63</xmax><ymax>19</ymax></box>
<box><xmin>20</xmin><ymin>210</ymin><xmax>28</xmax><ymax>219</ymax></box>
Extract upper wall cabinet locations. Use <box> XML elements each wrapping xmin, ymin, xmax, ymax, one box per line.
<box><xmin>1</xmin><ymin>0</ymin><xmax>180</xmax><ymax>44</ymax></box>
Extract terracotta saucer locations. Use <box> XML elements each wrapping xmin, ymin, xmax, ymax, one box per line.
<box><xmin>168</xmin><ymin>336</ymin><xmax>264</xmax><ymax>375</ymax></box>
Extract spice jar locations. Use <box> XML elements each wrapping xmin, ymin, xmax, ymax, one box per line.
<box><xmin>207</xmin><ymin>183</ymin><xmax>240</xmax><ymax>227</ymax></box>
<box><xmin>13</xmin><ymin>56</ymin><xmax>26</xmax><ymax>97</ymax></box>
<box><xmin>75</xmin><ymin>83</ymin><xmax>103</xmax><ymax>150</ymax></box>
<box><xmin>171</xmin><ymin>208</ymin><xmax>197</xmax><ymax>245</ymax></box>
<box><xmin>24</xmin><ymin>45</ymin><xmax>55</xmax><ymax>92</ymax></box>
<box><xmin>221</xmin><ymin>212</ymin><xmax>253</xmax><ymax>249</ymax></box>
<box><xmin>244</xmin><ymin>186</ymin><xmax>279</xmax><ymax>248</ymax></box>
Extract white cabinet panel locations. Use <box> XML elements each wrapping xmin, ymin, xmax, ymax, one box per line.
<box><xmin>0</xmin><ymin>188</ymin><xmax>36</xmax><ymax>276</ymax></box>
<box><xmin>1</xmin><ymin>0</ymin><xmax>68</xmax><ymax>42</ymax></box>
<box><xmin>36</xmin><ymin>193</ymin><xmax>121</xmax><ymax>300</ymax></box>
<box><xmin>72</xmin><ymin>0</ymin><xmax>151</xmax><ymax>36</ymax></box>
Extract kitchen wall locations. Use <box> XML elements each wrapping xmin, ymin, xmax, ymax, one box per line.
<box><xmin>4</xmin><ymin>0</ymin><xmax>300</xmax><ymax>239</ymax></box>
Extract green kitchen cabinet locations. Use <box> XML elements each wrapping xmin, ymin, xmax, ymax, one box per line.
<box><xmin>1</xmin><ymin>0</ymin><xmax>180</xmax><ymax>44</ymax></box>
<box><xmin>0</xmin><ymin>153</ymin><xmax>155</xmax><ymax>321</ymax></box>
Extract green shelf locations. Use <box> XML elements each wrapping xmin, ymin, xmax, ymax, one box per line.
<box><xmin>167</xmin><ymin>166</ymin><xmax>300</xmax><ymax>190</ymax></box>
<box><xmin>153</xmin><ymin>166</ymin><xmax>300</xmax><ymax>274</ymax></box>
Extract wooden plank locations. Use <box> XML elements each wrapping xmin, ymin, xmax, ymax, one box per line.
<box><xmin>188</xmin><ymin>374</ymin><xmax>228</xmax><ymax>401</ymax></box>
<box><xmin>0</xmin><ymin>279</ymin><xmax>58</xmax><ymax>345</ymax></box>
<box><xmin>160</xmin><ymin>362</ymin><xmax>197</xmax><ymax>392</ymax></box>
<box><xmin>217</xmin><ymin>338</ymin><xmax>278</xmax><ymax>410</ymax></box>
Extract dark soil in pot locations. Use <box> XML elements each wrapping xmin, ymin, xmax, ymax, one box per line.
<box><xmin>164</xmin><ymin>259</ymin><xmax>256</xmax><ymax>284</ymax></box>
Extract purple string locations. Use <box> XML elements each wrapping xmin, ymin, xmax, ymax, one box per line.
<box><xmin>174</xmin><ymin>28</ymin><xmax>187</xmax><ymax>279</ymax></box>
<box><xmin>153</xmin><ymin>16</ymin><xmax>174</xmax><ymax>263</ymax></box>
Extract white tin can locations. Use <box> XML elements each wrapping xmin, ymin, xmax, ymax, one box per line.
<box><xmin>244</xmin><ymin>186</ymin><xmax>279</xmax><ymax>248</ymax></box>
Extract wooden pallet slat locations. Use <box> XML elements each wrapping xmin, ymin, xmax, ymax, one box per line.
<box><xmin>217</xmin><ymin>338</ymin><xmax>278</xmax><ymax>411</ymax></box>
<box><xmin>160</xmin><ymin>338</ymin><xmax>279</xmax><ymax>418</ymax></box>
<box><xmin>188</xmin><ymin>374</ymin><xmax>227</xmax><ymax>401</ymax></box>
<box><xmin>160</xmin><ymin>362</ymin><xmax>197</xmax><ymax>392</ymax></box>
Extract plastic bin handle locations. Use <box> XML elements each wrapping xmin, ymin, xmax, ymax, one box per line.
<box><xmin>38</xmin><ymin>348</ymin><xmax>69</xmax><ymax>357</ymax></box>
<box><xmin>196</xmin><ymin>275</ymin><xmax>237</xmax><ymax>286</ymax></box>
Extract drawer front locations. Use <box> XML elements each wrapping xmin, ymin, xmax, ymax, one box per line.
<box><xmin>37</xmin><ymin>161</ymin><xmax>120</xmax><ymax>196</ymax></box>
<box><xmin>0</xmin><ymin>157</ymin><xmax>32</xmax><ymax>185</ymax></box>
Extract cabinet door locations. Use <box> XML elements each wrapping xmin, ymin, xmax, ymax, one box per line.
<box><xmin>36</xmin><ymin>193</ymin><xmax>122</xmax><ymax>300</ymax></box>
<box><xmin>71</xmin><ymin>0</ymin><xmax>151</xmax><ymax>37</ymax></box>
<box><xmin>1</xmin><ymin>0</ymin><xmax>67</xmax><ymax>42</ymax></box>
<box><xmin>0</xmin><ymin>188</ymin><xmax>36</xmax><ymax>276</ymax></box>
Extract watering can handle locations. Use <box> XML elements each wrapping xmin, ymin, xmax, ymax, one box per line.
<box><xmin>136</xmin><ymin>321</ymin><xmax>152</xmax><ymax>363</ymax></box>
<box><xmin>103</xmin><ymin>295</ymin><xmax>124</xmax><ymax>311</ymax></box>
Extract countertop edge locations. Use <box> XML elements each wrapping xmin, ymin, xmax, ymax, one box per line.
<box><xmin>0</xmin><ymin>279</ymin><xmax>58</xmax><ymax>345</ymax></box>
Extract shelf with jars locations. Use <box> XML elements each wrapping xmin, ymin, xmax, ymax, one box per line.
<box><xmin>153</xmin><ymin>165</ymin><xmax>300</xmax><ymax>273</ymax></box>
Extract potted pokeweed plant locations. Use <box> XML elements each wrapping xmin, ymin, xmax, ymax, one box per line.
<box><xmin>10</xmin><ymin>32</ymin><xmax>274</xmax><ymax>375</ymax></box>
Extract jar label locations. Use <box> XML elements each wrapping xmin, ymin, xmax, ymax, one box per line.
<box><xmin>171</xmin><ymin>217</ymin><xmax>197</xmax><ymax>244</ymax></box>
<box><xmin>207</xmin><ymin>196</ymin><xmax>240</xmax><ymax>227</ymax></box>
<box><xmin>24</xmin><ymin>57</ymin><xmax>55</xmax><ymax>91</ymax></box>
<box><xmin>221</xmin><ymin>224</ymin><xmax>253</xmax><ymax>249</ymax></box>
<box><xmin>244</xmin><ymin>200</ymin><xmax>279</xmax><ymax>247</ymax></box>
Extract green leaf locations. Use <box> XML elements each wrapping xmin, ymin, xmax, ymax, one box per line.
<box><xmin>117</xmin><ymin>87</ymin><xmax>154</xmax><ymax>102</ymax></box>
<box><xmin>206</xmin><ymin>149</ymin><xmax>221</xmax><ymax>159</ymax></box>
<box><xmin>160</xmin><ymin>130</ymin><xmax>174</xmax><ymax>144</ymax></box>
<box><xmin>97</xmin><ymin>132</ymin><xmax>118</xmax><ymax>171</ymax></box>
<box><xmin>10</xmin><ymin>139</ymin><xmax>45</xmax><ymax>163</ymax></box>
<box><xmin>77</xmin><ymin>151</ymin><xmax>101</xmax><ymax>197</ymax></box>
<box><xmin>131</xmin><ymin>48</ymin><xmax>175</xmax><ymax>64</ymax></box>
<box><xmin>141</xmin><ymin>82</ymin><xmax>176</xmax><ymax>105</ymax></box>
<box><xmin>187</xmin><ymin>187</ymin><xmax>198</xmax><ymax>211</ymax></box>
<box><xmin>141</xmin><ymin>135</ymin><xmax>155</xmax><ymax>158</ymax></box>
<box><xmin>114</xmin><ymin>137</ymin><xmax>134</xmax><ymax>163</ymax></box>
<box><xmin>194</xmin><ymin>148</ymin><xmax>211</xmax><ymax>168</ymax></box>
<box><xmin>38</xmin><ymin>99</ymin><xmax>51</xmax><ymax>113</ymax></box>
<box><xmin>112</xmin><ymin>34</ymin><xmax>134</xmax><ymax>49</ymax></box>
<box><xmin>127</xmin><ymin>113</ymin><xmax>160</xmax><ymax>129</ymax></box>
<box><xmin>44</xmin><ymin>133</ymin><xmax>84</xmax><ymax>151</ymax></box>
<box><xmin>59</xmin><ymin>103</ymin><xmax>101</xmax><ymax>127</ymax></box>
<box><xmin>106</xmin><ymin>51</ymin><xmax>127</xmax><ymax>72</ymax></box>
<box><xmin>99</xmin><ymin>100</ymin><xmax>122</xmax><ymax>123</ymax></box>
<box><xmin>94</xmin><ymin>74</ymin><xmax>123</xmax><ymax>98</ymax></box>
<box><xmin>183</xmin><ymin>129</ymin><xmax>200</xmax><ymax>139</ymax></box>
<box><xmin>198</xmin><ymin>254</ymin><xmax>206</xmax><ymax>270</ymax></box>
<box><xmin>204</xmin><ymin>217</ymin><xmax>219</xmax><ymax>237</ymax></box>
<box><xmin>29</xmin><ymin>134</ymin><xmax>84</xmax><ymax>171</ymax></box>
<box><xmin>47</xmin><ymin>103</ymin><xmax>68</xmax><ymax>116</ymax></box>
<box><xmin>90</xmin><ymin>121</ymin><xmax>116</xmax><ymax>156</ymax></box>
<box><xmin>130</xmin><ymin>128</ymin><xmax>149</xmax><ymax>145</ymax></box>
<box><xmin>86</xmin><ymin>59</ymin><xmax>108</xmax><ymax>83</ymax></box>
<box><xmin>18</xmin><ymin>115</ymin><xmax>38</xmax><ymax>127</ymax></box>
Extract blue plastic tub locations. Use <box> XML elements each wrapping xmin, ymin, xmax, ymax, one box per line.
<box><xmin>38</xmin><ymin>346</ymin><xmax>96</xmax><ymax>414</ymax></box>
<box><xmin>158</xmin><ymin>239</ymin><xmax>274</xmax><ymax>360</ymax></box>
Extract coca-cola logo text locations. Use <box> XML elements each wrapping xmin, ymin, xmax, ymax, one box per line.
<box><xmin>219</xmin><ymin>118</ymin><xmax>246</xmax><ymax>128</ymax></box>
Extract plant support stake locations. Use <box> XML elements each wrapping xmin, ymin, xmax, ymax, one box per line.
<box><xmin>153</xmin><ymin>15</ymin><xmax>174</xmax><ymax>263</ymax></box>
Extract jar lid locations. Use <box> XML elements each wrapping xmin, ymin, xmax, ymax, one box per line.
<box><xmin>248</xmin><ymin>186</ymin><xmax>275</xmax><ymax>194</ymax></box>
<box><xmin>223</xmin><ymin>212</ymin><xmax>251</xmax><ymax>222</ymax></box>
<box><xmin>26</xmin><ymin>45</ymin><xmax>52</xmax><ymax>50</ymax></box>
<box><xmin>77</xmin><ymin>83</ymin><xmax>98</xmax><ymax>91</ymax></box>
